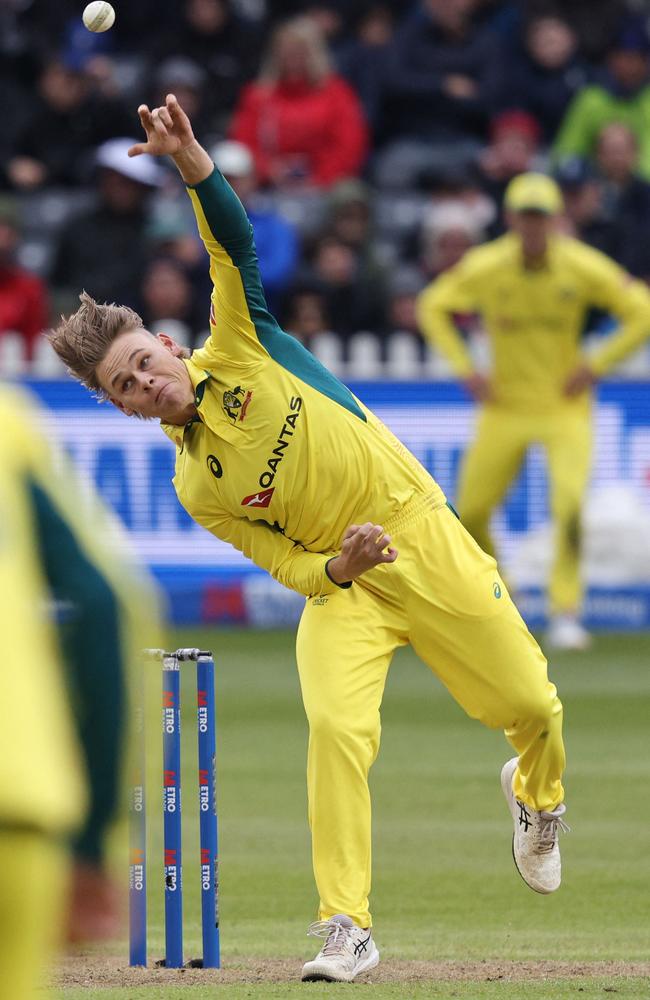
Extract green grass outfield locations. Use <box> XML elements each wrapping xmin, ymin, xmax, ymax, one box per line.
<box><xmin>52</xmin><ymin>629</ymin><xmax>650</xmax><ymax>998</ymax></box>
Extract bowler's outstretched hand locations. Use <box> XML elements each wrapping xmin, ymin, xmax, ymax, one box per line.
<box><xmin>128</xmin><ymin>93</ymin><xmax>194</xmax><ymax>159</ymax></box>
<box><xmin>328</xmin><ymin>523</ymin><xmax>398</xmax><ymax>585</ymax></box>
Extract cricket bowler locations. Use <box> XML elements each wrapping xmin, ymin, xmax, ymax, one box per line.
<box><xmin>51</xmin><ymin>95</ymin><xmax>568</xmax><ymax>983</ymax></box>
<box><xmin>417</xmin><ymin>173</ymin><xmax>650</xmax><ymax>651</ymax></box>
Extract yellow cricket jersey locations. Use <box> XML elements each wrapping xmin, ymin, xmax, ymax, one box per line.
<box><xmin>0</xmin><ymin>386</ymin><xmax>158</xmax><ymax>850</ymax></box>
<box><xmin>416</xmin><ymin>232</ymin><xmax>650</xmax><ymax>409</ymax></box>
<box><xmin>162</xmin><ymin>168</ymin><xmax>446</xmax><ymax>597</ymax></box>
<box><xmin>0</xmin><ymin>386</ymin><xmax>86</xmax><ymax>834</ymax></box>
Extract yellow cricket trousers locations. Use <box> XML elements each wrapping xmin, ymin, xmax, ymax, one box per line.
<box><xmin>0</xmin><ymin>829</ymin><xmax>69</xmax><ymax>1000</ymax></box>
<box><xmin>457</xmin><ymin>401</ymin><xmax>592</xmax><ymax>614</ymax></box>
<box><xmin>296</xmin><ymin>504</ymin><xmax>565</xmax><ymax>928</ymax></box>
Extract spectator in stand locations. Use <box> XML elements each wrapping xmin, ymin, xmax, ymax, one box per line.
<box><xmin>307</xmin><ymin>232</ymin><xmax>387</xmax><ymax>339</ymax></box>
<box><xmin>596</xmin><ymin>123</ymin><xmax>650</xmax><ymax>278</ymax></box>
<box><xmin>385</xmin><ymin>267</ymin><xmax>427</xmax><ymax>341</ymax></box>
<box><xmin>376</xmin><ymin>0</ymin><xmax>503</xmax><ymax>188</ymax></box>
<box><xmin>58</xmin><ymin>14</ymin><xmax>123</xmax><ymax>102</ymax></box>
<box><xmin>554</xmin><ymin>15</ymin><xmax>650</xmax><ymax>182</ymax></box>
<box><xmin>417</xmin><ymin>202</ymin><xmax>484</xmax><ymax>353</ymax></box>
<box><xmin>50</xmin><ymin>139</ymin><xmax>164</xmax><ymax>313</ymax></box>
<box><xmin>137</xmin><ymin>256</ymin><xmax>208</xmax><ymax>350</ymax></box>
<box><xmin>328</xmin><ymin>180</ymin><xmax>374</xmax><ymax>248</ymax></box>
<box><xmin>281</xmin><ymin>279</ymin><xmax>331</xmax><ymax>343</ymax></box>
<box><xmin>211</xmin><ymin>140</ymin><xmax>299</xmax><ymax>312</ymax></box>
<box><xmin>151</xmin><ymin>0</ymin><xmax>262</xmax><ymax>134</ymax></box>
<box><xmin>473</xmin><ymin>0</ymin><xmax>520</xmax><ymax>37</ymax></box>
<box><xmin>0</xmin><ymin>77</ymin><xmax>34</xmax><ymax>191</ymax></box>
<box><xmin>336</xmin><ymin>3</ymin><xmax>396</xmax><ymax>134</ymax></box>
<box><xmin>326</xmin><ymin>178</ymin><xmax>390</xmax><ymax>300</ymax></box>
<box><xmin>596</xmin><ymin>122</ymin><xmax>650</xmax><ymax>280</ymax></box>
<box><xmin>419</xmin><ymin>201</ymin><xmax>484</xmax><ymax>281</ymax></box>
<box><xmin>530</xmin><ymin>0</ymin><xmax>626</xmax><ymax>64</ymax></box>
<box><xmin>230</xmin><ymin>16</ymin><xmax>368</xmax><ymax>189</ymax></box>
<box><xmin>6</xmin><ymin>55</ymin><xmax>132</xmax><ymax>191</ymax></box>
<box><xmin>152</xmin><ymin>58</ymin><xmax>215</xmax><ymax>149</ymax></box>
<box><xmin>478</xmin><ymin>110</ymin><xmax>544</xmax><ymax>223</ymax></box>
<box><xmin>268</xmin><ymin>0</ymin><xmax>377</xmax><ymax>37</ymax></box>
<box><xmin>554</xmin><ymin>156</ymin><xmax>609</xmax><ymax>253</ymax></box>
<box><xmin>555</xmin><ymin>125</ymin><xmax>650</xmax><ymax>281</ymax></box>
<box><xmin>303</xmin><ymin>1</ymin><xmax>350</xmax><ymax>45</ymax></box>
<box><xmin>0</xmin><ymin>199</ymin><xmax>49</xmax><ymax>363</ymax></box>
<box><xmin>506</xmin><ymin>14</ymin><xmax>588</xmax><ymax>143</ymax></box>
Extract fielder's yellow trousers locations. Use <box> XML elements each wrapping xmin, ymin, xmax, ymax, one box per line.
<box><xmin>297</xmin><ymin>505</ymin><xmax>565</xmax><ymax>928</ymax></box>
<box><xmin>457</xmin><ymin>401</ymin><xmax>592</xmax><ymax>614</ymax></box>
<box><xmin>0</xmin><ymin>829</ymin><xmax>69</xmax><ymax>1000</ymax></box>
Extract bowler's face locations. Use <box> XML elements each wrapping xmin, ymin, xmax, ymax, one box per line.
<box><xmin>97</xmin><ymin>328</ymin><xmax>196</xmax><ymax>424</ymax></box>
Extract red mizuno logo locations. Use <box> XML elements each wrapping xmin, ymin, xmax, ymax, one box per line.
<box><xmin>241</xmin><ymin>488</ymin><xmax>275</xmax><ymax>508</ymax></box>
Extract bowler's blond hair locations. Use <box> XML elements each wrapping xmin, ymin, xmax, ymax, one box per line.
<box><xmin>49</xmin><ymin>292</ymin><xmax>145</xmax><ymax>398</ymax></box>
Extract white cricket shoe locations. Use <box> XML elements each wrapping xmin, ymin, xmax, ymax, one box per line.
<box><xmin>546</xmin><ymin>614</ymin><xmax>591</xmax><ymax>651</ymax></box>
<box><xmin>301</xmin><ymin>913</ymin><xmax>379</xmax><ymax>982</ymax></box>
<box><xmin>501</xmin><ymin>757</ymin><xmax>569</xmax><ymax>894</ymax></box>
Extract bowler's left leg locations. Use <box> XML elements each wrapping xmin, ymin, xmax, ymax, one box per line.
<box><xmin>397</xmin><ymin>505</ymin><xmax>568</xmax><ymax>891</ymax></box>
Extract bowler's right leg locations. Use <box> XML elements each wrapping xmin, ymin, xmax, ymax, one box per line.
<box><xmin>296</xmin><ymin>576</ymin><xmax>405</xmax><ymax>980</ymax></box>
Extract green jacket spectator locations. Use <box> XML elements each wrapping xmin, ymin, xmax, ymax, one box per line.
<box><xmin>553</xmin><ymin>16</ymin><xmax>650</xmax><ymax>180</ymax></box>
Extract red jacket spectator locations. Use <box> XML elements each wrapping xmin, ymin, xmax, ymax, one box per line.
<box><xmin>230</xmin><ymin>17</ymin><xmax>368</xmax><ymax>188</ymax></box>
<box><xmin>0</xmin><ymin>202</ymin><xmax>49</xmax><ymax>361</ymax></box>
<box><xmin>0</xmin><ymin>269</ymin><xmax>49</xmax><ymax>360</ymax></box>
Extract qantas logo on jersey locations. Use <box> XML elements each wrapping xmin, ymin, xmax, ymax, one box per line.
<box><xmin>258</xmin><ymin>396</ymin><xmax>302</xmax><ymax>489</ymax></box>
<box><xmin>241</xmin><ymin>488</ymin><xmax>275</xmax><ymax>508</ymax></box>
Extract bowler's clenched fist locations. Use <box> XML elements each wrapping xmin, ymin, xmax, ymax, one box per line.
<box><xmin>327</xmin><ymin>522</ymin><xmax>398</xmax><ymax>585</ymax></box>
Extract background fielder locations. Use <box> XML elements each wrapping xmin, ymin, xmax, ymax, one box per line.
<box><xmin>417</xmin><ymin>173</ymin><xmax>650</xmax><ymax>650</ymax></box>
<box><xmin>0</xmin><ymin>384</ymin><xmax>159</xmax><ymax>1000</ymax></box>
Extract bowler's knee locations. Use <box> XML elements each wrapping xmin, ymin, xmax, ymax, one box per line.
<box><xmin>511</xmin><ymin>687</ymin><xmax>563</xmax><ymax>734</ymax></box>
<box><xmin>307</xmin><ymin>704</ymin><xmax>380</xmax><ymax>758</ymax></box>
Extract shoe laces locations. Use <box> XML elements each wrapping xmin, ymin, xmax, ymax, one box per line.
<box><xmin>307</xmin><ymin>919</ymin><xmax>353</xmax><ymax>956</ymax></box>
<box><xmin>537</xmin><ymin>805</ymin><xmax>570</xmax><ymax>853</ymax></box>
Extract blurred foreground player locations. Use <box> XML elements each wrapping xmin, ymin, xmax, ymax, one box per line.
<box><xmin>0</xmin><ymin>384</ymin><xmax>157</xmax><ymax>1000</ymax></box>
<box><xmin>418</xmin><ymin>173</ymin><xmax>650</xmax><ymax>650</ymax></box>
<box><xmin>52</xmin><ymin>96</ymin><xmax>568</xmax><ymax>984</ymax></box>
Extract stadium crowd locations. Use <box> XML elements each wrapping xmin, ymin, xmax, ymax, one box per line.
<box><xmin>3</xmin><ymin>0</ymin><xmax>650</xmax><ymax>372</ymax></box>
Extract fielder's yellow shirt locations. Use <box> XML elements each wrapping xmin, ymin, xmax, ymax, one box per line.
<box><xmin>417</xmin><ymin>232</ymin><xmax>650</xmax><ymax>409</ymax></box>
<box><xmin>0</xmin><ymin>387</ymin><xmax>86</xmax><ymax>834</ymax></box>
<box><xmin>0</xmin><ymin>385</ymin><xmax>159</xmax><ymax>849</ymax></box>
<box><xmin>162</xmin><ymin>168</ymin><xmax>446</xmax><ymax>596</ymax></box>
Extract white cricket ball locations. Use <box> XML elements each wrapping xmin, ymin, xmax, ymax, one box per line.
<box><xmin>82</xmin><ymin>1</ymin><xmax>115</xmax><ymax>32</ymax></box>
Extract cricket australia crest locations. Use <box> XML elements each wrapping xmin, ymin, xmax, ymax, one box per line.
<box><xmin>223</xmin><ymin>385</ymin><xmax>253</xmax><ymax>423</ymax></box>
